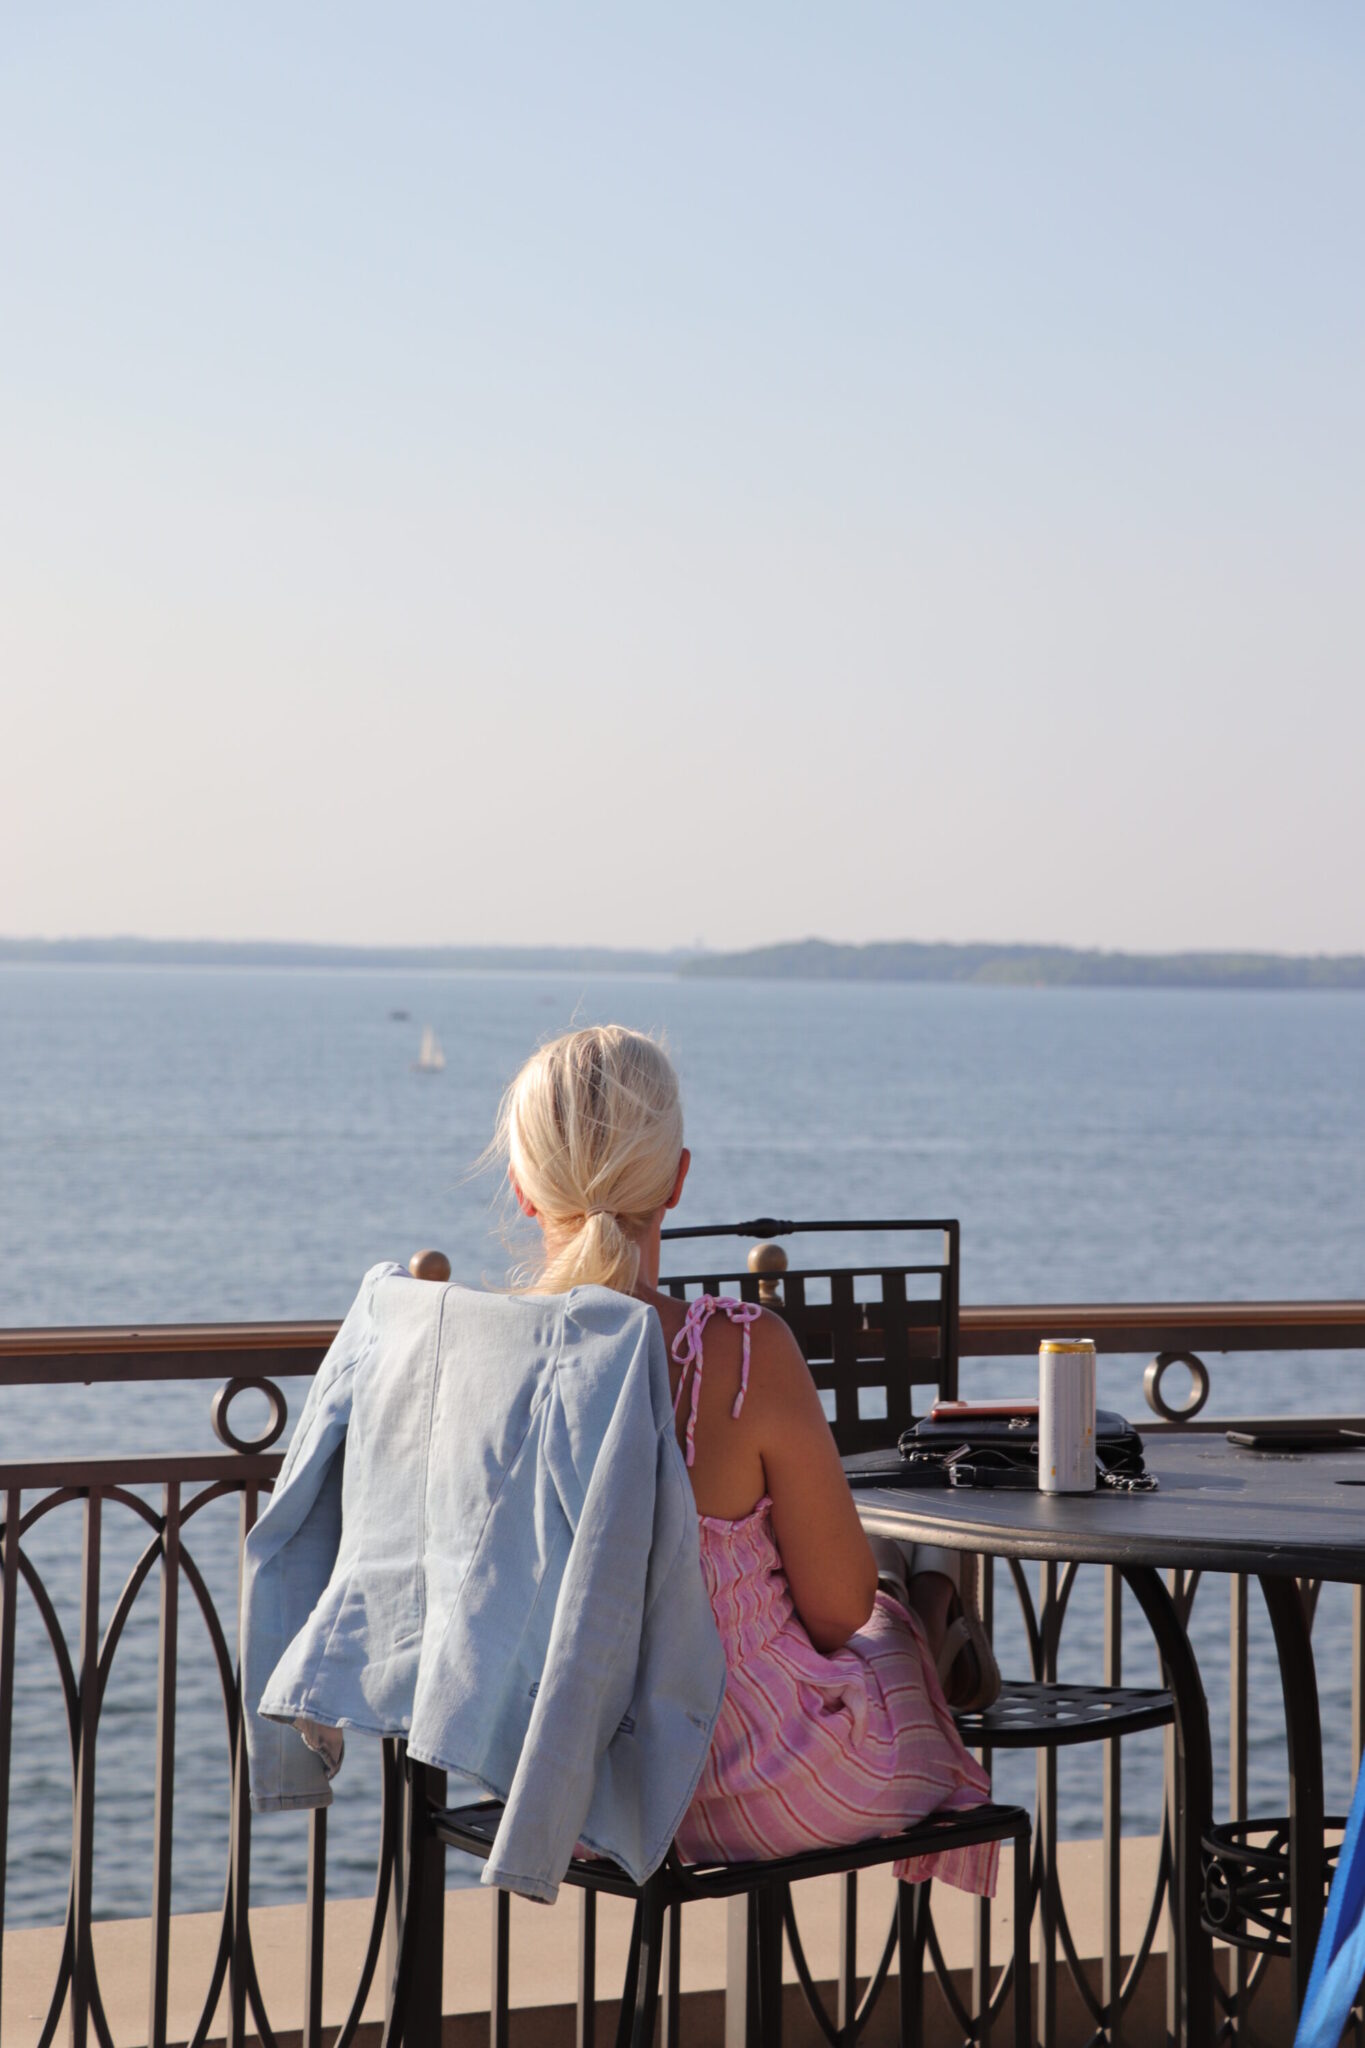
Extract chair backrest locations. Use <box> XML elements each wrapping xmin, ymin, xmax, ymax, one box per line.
<box><xmin>659</xmin><ymin>1217</ymin><xmax>960</xmax><ymax>1456</ymax></box>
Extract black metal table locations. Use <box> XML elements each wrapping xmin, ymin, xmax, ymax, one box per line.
<box><xmin>853</xmin><ymin>1434</ymin><xmax>1365</xmax><ymax>2048</ymax></box>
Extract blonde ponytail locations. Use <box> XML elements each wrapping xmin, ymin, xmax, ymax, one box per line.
<box><xmin>493</xmin><ymin>1026</ymin><xmax>684</xmax><ymax>1295</ymax></box>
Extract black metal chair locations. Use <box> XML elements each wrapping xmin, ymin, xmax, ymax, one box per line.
<box><xmin>378</xmin><ymin>1238</ymin><xmax>1034</xmax><ymax>2048</ymax></box>
<box><xmin>382</xmin><ymin>1753</ymin><xmax>1032</xmax><ymax>2048</ymax></box>
<box><xmin>658</xmin><ymin>1217</ymin><xmax>1175</xmax><ymax>2042</ymax></box>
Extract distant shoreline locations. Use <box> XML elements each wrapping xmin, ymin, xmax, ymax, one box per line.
<box><xmin>0</xmin><ymin>938</ymin><xmax>691</xmax><ymax>974</ymax></box>
<box><xmin>4</xmin><ymin>935</ymin><xmax>1365</xmax><ymax>991</ymax></box>
<box><xmin>679</xmin><ymin>937</ymin><xmax>1365</xmax><ymax>992</ymax></box>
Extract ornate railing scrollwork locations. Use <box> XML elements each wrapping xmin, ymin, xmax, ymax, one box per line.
<box><xmin>0</xmin><ymin>1470</ymin><xmax>400</xmax><ymax>2048</ymax></box>
<box><xmin>4</xmin><ymin>1296</ymin><xmax>1365</xmax><ymax>2047</ymax></box>
<box><xmin>1143</xmin><ymin>1349</ymin><xmax>1212</xmax><ymax>1422</ymax></box>
<box><xmin>210</xmin><ymin>1375</ymin><xmax>289</xmax><ymax>1453</ymax></box>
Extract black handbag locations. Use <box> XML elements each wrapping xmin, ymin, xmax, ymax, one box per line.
<box><xmin>842</xmin><ymin>1407</ymin><xmax>1157</xmax><ymax>1493</ymax></box>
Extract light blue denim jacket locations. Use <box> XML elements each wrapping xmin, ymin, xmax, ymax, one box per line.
<box><xmin>242</xmin><ymin>1263</ymin><xmax>726</xmax><ymax>1903</ymax></box>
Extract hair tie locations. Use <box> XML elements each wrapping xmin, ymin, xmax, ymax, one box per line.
<box><xmin>584</xmin><ymin>1207</ymin><xmax>614</xmax><ymax>1221</ymax></box>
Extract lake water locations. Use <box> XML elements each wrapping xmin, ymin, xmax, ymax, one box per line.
<box><xmin>2</xmin><ymin>964</ymin><xmax>1364</xmax><ymax>1927</ymax></box>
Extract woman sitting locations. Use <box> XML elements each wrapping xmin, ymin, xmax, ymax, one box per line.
<box><xmin>496</xmin><ymin>1024</ymin><xmax>999</xmax><ymax>1897</ymax></box>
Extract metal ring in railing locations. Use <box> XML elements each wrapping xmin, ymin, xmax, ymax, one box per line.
<box><xmin>210</xmin><ymin>1376</ymin><xmax>289</xmax><ymax>1454</ymax></box>
<box><xmin>1143</xmin><ymin>1350</ymin><xmax>1211</xmax><ymax>1423</ymax></box>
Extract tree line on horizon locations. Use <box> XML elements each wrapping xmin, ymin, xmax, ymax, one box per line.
<box><xmin>3</xmin><ymin>935</ymin><xmax>1364</xmax><ymax>990</ymax></box>
<box><xmin>678</xmin><ymin>937</ymin><xmax>1365</xmax><ymax>989</ymax></box>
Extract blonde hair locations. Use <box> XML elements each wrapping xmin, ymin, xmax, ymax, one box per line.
<box><xmin>494</xmin><ymin>1026</ymin><xmax>684</xmax><ymax>1296</ymax></box>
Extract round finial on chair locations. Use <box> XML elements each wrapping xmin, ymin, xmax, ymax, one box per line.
<box><xmin>409</xmin><ymin>1249</ymin><xmax>451</xmax><ymax>1282</ymax></box>
<box><xmin>747</xmin><ymin>1241</ymin><xmax>788</xmax><ymax>1307</ymax></box>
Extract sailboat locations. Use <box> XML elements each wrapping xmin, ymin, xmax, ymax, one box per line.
<box><xmin>413</xmin><ymin>1024</ymin><xmax>446</xmax><ymax>1073</ymax></box>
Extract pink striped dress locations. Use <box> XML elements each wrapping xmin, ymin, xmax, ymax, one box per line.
<box><xmin>669</xmin><ymin>1297</ymin><xmax>998</xmax><ymax>1896</ymax></box>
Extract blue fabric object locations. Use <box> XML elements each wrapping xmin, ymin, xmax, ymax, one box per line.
<box><xmin>1294</xmin><ymin>1757</ymin><xmax>1365</xmax><ymax>2047</ymax></box>
<box><xmin>241</xmin><ymin>1263</ymin><xmax>726</xmax><ymax>1903</ymax></box>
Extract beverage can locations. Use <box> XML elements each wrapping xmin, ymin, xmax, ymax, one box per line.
<box><xmin>1038</xmin><ymin>1339</ymin><xmax>1097</xmax><ymax>1493</ymax></box>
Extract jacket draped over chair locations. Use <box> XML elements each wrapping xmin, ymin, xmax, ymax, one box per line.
<box><xmin>242</xmin><ymin>1263</ymin><xmax>726</xmax><ymax>1903</ymax></box>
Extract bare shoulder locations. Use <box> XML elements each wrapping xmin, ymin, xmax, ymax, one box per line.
<box><xmin>740</xmin><ymin>1308</ymin><xmax>822</xmax><ymax>1417</ymax></box>
<box><xmin>746</xmin><ymin>1305</ymin><xmax>808</xmax><ymax>1372</ymax></box>
<box><xmin>645</xmin><ymin>1293</ymin><xmax>812</xmax><ymax>1425</ymax></box>
<box><xmin>647</xmin><ymin>1291</ymin><xmax>752</xmax><ymax>1390</ymax></box>
<box><xmin>647</xmin><ymin>1292</ymin><xmax>793</xmax><ymax>1360</ymax></box>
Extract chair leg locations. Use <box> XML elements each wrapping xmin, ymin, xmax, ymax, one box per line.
<box><xmin>660</xmin><ymin>1901</ymin><xmax>682</xmax><ymax>2048</ymax></box>
<box><xmin>723</xmin><ymin>1893</ymin><xmax>762</xmax><ymax>2048</ymax></box>
<box><xmin>491</xmin><ymin>1885</ymin><xmax>511</xmax><ymax>2048</ymax></box>
<box><xmin>756</xmin><ymin>1883</ymin><xmax>784</xmax><ymax>2048</ymax></box>
<box><xmin>379</xmin><ymin>1838</ymin><xmax>420</xmax><ymax>2047</ymax></box>
<box><xmin>626</xmin><ymin>1880</ymin><xmax>667</xmax><ymax>2048</ymax></box>
<box><xmin>381</xmin><ymin>1762</ymin><xmax>445</xmax><ymax>2048</ymax></box>
<box><xmin>613</xmin><ymin>1898</ymin><xmax>645</xmax><ymax>2048</ymax></box>
<box><xmin>837</xmin><ymin>1872</ymin><xmax>857</xmax><ymax>2040</ymax></box>
<box><xmin>896</xmin><ymin>1882</ymin><xmax>926</xmax><ymax>2048</ymax></box>
<box><xmin>1012</xmin><ymin>1817</ymin><xmax>1032</xmax><ymax>2048</ymax></box>
<box><xmin>578</xmin><ymin>1891</ymin><xmax>598</xmax><ymax>2048</ymax></box>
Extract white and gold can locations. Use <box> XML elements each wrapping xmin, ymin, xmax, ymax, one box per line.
<box><xmin>1038</xmin><ymin>1338</ymin><xmax>1097</xmax><ymax>1493</ymax></box>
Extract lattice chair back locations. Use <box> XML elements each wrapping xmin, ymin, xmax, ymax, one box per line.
<box><xmin>659</xmin><ymin>1217</ymin><xmax>960</xmax><ymax>1457</ymax></box>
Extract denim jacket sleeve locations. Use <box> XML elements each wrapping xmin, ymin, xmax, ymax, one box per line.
<box><xmin>480</xmin><ymin>1300</ymin><xmax>666</xmax><ymax>1900</ymax></box>
<box><xmin>241</xmin><ymin>1263</ymin><xmax>396</xmax><ymax>1812</ymax></box>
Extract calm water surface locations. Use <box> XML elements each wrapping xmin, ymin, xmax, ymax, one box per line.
<box><xmin>2</xmin><ymin>966</ymin><xmax>1363</xmax><ymax>1925</ymax></box>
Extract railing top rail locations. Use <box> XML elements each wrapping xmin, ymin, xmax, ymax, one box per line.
<box><xmin>958</xmin><ymin>1300</ymin><xmax>1365</xmax><ymax>1355</ymax></box>
<box><xmin>2</xmin><ymin>1299</ymin><xmax>1365</xmax><ymax>1384</ymax></box>
<box><xmin>0</xmin><ymin>1319</ymin><xmax>336</xmax><ymax>1354</ymax></box>
<box><xmin>0</xmin><ymin>1451</ymin><xmax>282</xmax><ymax>1488</ymax></box>
<box><xmin>0</xmin><ymin>1322</ymin><xmax>336</xmax><ymax>1385</ymax></box>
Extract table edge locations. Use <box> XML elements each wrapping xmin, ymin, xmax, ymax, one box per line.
<box><xmin>852</xmin><ymin>1486</ymin><xmax>1365</xmax><ymax>1584</ymax></box>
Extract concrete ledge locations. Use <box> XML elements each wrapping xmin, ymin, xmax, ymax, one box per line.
<box><xmin>2</xmin><ymin>1836</ymin><xmax>1293</xmax><ymax>2047</ymax></box>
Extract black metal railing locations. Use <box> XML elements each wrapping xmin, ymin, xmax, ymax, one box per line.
<box><xmin>2</xmin><ymin>1302</ymin><xmax>1364</xmax><ymax>2047</ymax></box>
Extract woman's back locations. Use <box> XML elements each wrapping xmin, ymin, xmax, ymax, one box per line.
<box><xmin>649</xmin><ymin>1287</ymin><xmax>878</xmax><ymax>1650</ymax></box>
<box><xmin>652</xmin><ymin>1290</ymin><xmax>761</xmax><ymax>1515</ymax></box>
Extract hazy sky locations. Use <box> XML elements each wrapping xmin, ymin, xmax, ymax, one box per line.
<box><xmin>3</xmin><ymin>5</ymin><xmax>1361</xmax><ymax>954</ymax></box>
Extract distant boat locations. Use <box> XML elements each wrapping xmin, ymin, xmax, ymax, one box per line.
<box><xmin>390</xmin><ymin>1007</ymin><xmax>411</xmax><ymax>1022</ymax></box>
<box><xmin>413</xmin><ymin>1025</ymin><xmax>445</xmax><ymax>1073</ymax></box>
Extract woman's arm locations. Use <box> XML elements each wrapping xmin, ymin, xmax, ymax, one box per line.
<box><xmin>744</xmin><ymin>1315</ymin><xmax>879</xmax><ymax>1652</ymax></box>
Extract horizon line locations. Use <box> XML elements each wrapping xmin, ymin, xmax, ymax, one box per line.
<box><xmin>4</xmin><ymin>934</ymin><xmax>1365</xmax><ymax>965</ymax></box>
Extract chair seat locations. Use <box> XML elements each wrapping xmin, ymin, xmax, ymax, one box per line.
<box><xmin>390</xmin><ymin>1766</ymin><xmax>1033</xmax><ymax>2048</ymax></box>
<box><xmin>954</xmin><ymin>1677</ymin><xmax>1173</xmax><ymax>1749</ymax></box>
<box><xmin>433</xmin><ymin>1796</ymin><xmax>1029</xmax><ymax>1899</ymax></box>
